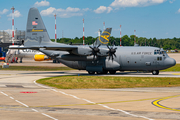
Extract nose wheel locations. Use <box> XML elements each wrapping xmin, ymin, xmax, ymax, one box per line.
<box><xmin>152</xmin><ymin>70</ymin><xmax>159</xmax><ymax>75</ymax></box>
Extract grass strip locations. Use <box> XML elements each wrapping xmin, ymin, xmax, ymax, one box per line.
<box><xmin>0</xmin><ymin>64</ymin><xmax>179</xmax><ymax>71</ymax></box>
<box><xmin>161</xmin><ymin>64</ymin><xmax>180</xmax><ymax>72</ymax></box>
<box><xmin>36</xmin><ymin>76</ymin><xmax>180</xmax><ymax>89</ymax></box>
<box><xmin>0</xmin><ymin>66</ymin><xmax>74</xmax><ymax>71</ymax></box>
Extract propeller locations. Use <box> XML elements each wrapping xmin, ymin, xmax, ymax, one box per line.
<box><xmin>107</xmin><ymin>39</ymin><xmax>117</xmax><ymax>61</ymax></box>
<box><xmin>89</xmin><ymin>38</ymin><xmax>101</xmax><ymax>60</ymax></box>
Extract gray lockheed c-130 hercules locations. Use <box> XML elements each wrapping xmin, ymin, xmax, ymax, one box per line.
<box><xmin>10</xmin><ymin>7</ymin><xmax>176</xmax><ymax>75</ymax></box>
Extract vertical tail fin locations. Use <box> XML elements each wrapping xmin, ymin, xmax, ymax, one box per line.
<box><xmin>94</xmin><ymin>28</ymin><xmax>112</xmax><ymax>46</ymax></box>
<box><xmin>25</xmin><ymin>7</ymin><xmax>52</xmax><ymax>47</ymax></box>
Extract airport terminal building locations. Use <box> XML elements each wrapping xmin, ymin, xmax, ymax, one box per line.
<box><xmin>0</xmin><ymin>30</ymin><xmax>25</xmax><ymax>57</ymax></box>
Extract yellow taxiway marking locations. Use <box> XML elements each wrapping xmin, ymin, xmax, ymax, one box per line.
<box><xmin>152</xmin><ymin>95</ymin><xmax>180</xmax><ymax>112</ymax></box>
<box><xmin>31</xmin><ymin>96</ymin><xmax>167</xmax><ymax>108</ymax></box>
<box><xmin>0</xmin><ymin>98</ymin><xmax>159</xmax><ymax>108</ymax></box>
<box><xmin>2</xmin><ymin>95</ymin><xmax>180</xmax><ymax>110</ymax></box>
<box><xmin>172</xmin><ymin>73</ymin><xmax>180</xmax><ymax>75</ymax></box>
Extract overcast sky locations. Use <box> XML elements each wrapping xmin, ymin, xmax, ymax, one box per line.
<box><xmin>0</xmin><ymin>0</ymin><xmax>180</xmax><ymax>39</ymax></box>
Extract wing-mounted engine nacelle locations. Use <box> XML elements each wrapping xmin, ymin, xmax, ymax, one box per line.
<box><xmin>34</xmin><ymin>54</ymin><xmax>51</xmax><ymax>61</ymax></box>
<box><xmin>98</xmin><ymin>48</ymin><xmax>109</xmax><ymax>56</ymax></box>
<box><xmin>71</xmin><ymin>46</ymin><xmax>92</xmax><ymax>56</ymax></box>
<box><xmin>71</xmin><ymin>46</ymin><xmax>109</xmax><ymax>57</ymax></box>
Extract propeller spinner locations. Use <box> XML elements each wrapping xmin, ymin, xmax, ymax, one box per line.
<box><xmin>89</xmin><ymin>44</ymin><xmax>101</xmax><ymax>60</ymax></box>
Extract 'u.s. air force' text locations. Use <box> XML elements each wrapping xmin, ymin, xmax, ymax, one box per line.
<box><xmin>131</xmin><ymin>52</ymin><xmax>152</xmax><ymax>55</ymax></box>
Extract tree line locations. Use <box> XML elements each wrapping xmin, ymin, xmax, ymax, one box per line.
<box><xmin>51</xmin><ymin>35</ymin><xmax>180</xmax><ymax>50</ymax></box>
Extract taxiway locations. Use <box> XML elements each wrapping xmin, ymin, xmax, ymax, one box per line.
<box><xmin>0</xmin><ymin>70</ymin><xmax>180</xmax><ymax>120</ymax></box>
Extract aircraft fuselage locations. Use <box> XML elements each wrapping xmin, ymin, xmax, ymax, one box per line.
<box><xmin>40</xmin><ymin>46</ymin><xmax>176</xmax><ymax>75</ymax></box>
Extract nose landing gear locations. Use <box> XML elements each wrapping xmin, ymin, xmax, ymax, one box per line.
<box><xmin>152</xmin><ymin>70</ymin><xmax>159</xmax><ymax>75</ymax></box>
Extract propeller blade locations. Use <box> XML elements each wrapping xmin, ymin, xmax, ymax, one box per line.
<box><xmin>89</xmin><ymin>46</ymin><xmax>93</xmax><ymax>49</ymax></box>
<box><xmin>97</xmin><ymin>44</ymin><xmax>101</xmax><ymax>48</ymax></box>
<box><xmin>93</xmin><ymin>55</ymin><xmax>95</xmax><ymax>60</ymax></box>
<box><xmin>107</xmin><ymin>45</ymin><xmax>110</xmax><ymax>50</ymax></box>
<box><xmin>97</xmin><ymin>51</ymin><xmax>101</xmax><ymax>55</ymax></box>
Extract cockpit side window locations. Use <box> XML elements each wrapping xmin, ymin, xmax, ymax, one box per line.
<box><xmin>154</xmin><ymin>50</ymin><xmax>157</xmax><ymax>55</ymax></box>
<box><xmin>157</xmin><ymin>57</ymin><xmax>162</xmax><ymax>61</ymax></box>
<box><xmin>161</xmin><ymin>51</ymin><xmax>168</xmax><ymax>57</ymax></box>
<box><xmin>157</xmin><ymin>57</ymin><xmax>159</xmax><ymax>60</ymax></box>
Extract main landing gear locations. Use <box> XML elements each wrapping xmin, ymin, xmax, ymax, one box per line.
<box><xmin>88</xmin><ymin>71</ymin><xmax>95</xmax><ymax>75</ymax></box>
<box><xmin>109</xmin><ymin>70</ymin><xmax>116</xmax><ymax>74</ymax></box>
<box><xmin>152</xmin><ymin>70</ymin><xmax>159</xmax><ymax>75</ymax></box>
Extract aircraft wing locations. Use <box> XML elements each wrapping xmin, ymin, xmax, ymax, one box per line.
<box><xmin>42</xmin><ymin>45</ymin><xmax>78</xmax><ymax>51</ymax></box>
<box><xmin>9</xmin><ymin>45</ymin><xmax>40</xmax><ymax>50</ymax></box>
<box><xmin>9</xmin><ymin>44</ymin><xmax>78</xmax><ymax>51</ymax></box>
<box><xmin>9</xmin><ymin>46</ymin><xmax>44</xmax><ymax>50</ymax></box>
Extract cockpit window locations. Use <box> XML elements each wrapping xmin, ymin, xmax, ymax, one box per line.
<box><xmin>162</xmin><ymin>51</ymin><xmax>169</xmax><ymax>57</ymax></box>
<box><xmin>154</xmin><ymin>49</ymin><xmax>159</xmax><ymax>55</ymax></box>
<box><xmin>154</xmin><ymin>49</ymin><xmax>165</xmax><ymax>55</ymax></box>
<box><xmin>157</xmin><ymin>50</ymin><xmax>160</xmax><ymax>54</ymax></box>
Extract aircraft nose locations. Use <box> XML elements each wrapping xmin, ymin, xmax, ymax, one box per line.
<box><xmin>164</xmin><ymin>57</ymin><xmax>176</xmax><ymax>67</ymax></box>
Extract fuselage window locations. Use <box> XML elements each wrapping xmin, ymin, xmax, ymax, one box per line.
<box><xmin>157</xmin><ymin>57</ymin><xmax>159</xmax><ymax>61</ymax></box>
<box><xmin>160</xmin><ymin>57</ymin><xmax>162</xmax><ymax>61</ymax></box>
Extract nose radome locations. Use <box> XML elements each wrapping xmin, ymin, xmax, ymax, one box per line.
<box><xmin>164</xmin><ymin>58</ymin><xmax>176</xmax><ymax>67</ymax></box>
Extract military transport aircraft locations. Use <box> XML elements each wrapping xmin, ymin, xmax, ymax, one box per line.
<box><xmin>10</xmin><ymin>7</ymin><xmax>176</xmax><ymax>75</ymax></box>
